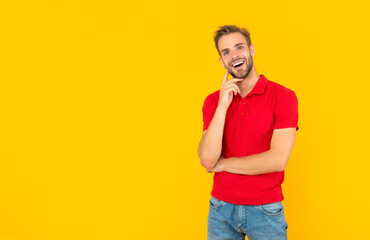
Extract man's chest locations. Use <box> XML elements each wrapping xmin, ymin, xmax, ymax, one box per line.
<box><xmin>223</xmin><ymin>96</ymin><xmax>275</xmax><ymax>147</ymax></box>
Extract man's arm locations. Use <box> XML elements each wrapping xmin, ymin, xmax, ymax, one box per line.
<box><xmin>198</xmin><ymin>108</ymin><xmax>226</xmax><ymax>169</ymax></box>
<box><xmin>206</xmin><ymin>127</ymin><xmax>296</xmax><ymax>175</ymax></box>
<box><xmin>198</xmin><ymin>69</ymin><xmax>242</xmax><ymax>169</ymax></box>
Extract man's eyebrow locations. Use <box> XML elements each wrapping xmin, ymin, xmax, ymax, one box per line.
<box><xmin>220</xmin><ymin>42</ymin><xmax>245</xmax><ymax>53</ymax></box>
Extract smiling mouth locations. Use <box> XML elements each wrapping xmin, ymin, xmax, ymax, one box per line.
<box><xmin>231</xmin><ymin>60</ymin><xmax>245</xmax><ymax>69</ymax></box>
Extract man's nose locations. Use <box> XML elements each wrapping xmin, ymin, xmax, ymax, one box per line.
<box><xmin>230</xmin><ymin>51</ymin><xmax>239</xmax><ymax>60</ymax></box>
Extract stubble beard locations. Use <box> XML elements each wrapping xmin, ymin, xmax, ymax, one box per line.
<box><xmin>228</xmin><ymin>55</ymin><xmax>253</xmax><ymax>79</ymax></box>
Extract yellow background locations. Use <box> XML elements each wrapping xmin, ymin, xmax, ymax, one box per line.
<box><xmin>1</xmin><ymin>0</ymin><xmax>369</xmax><ymax>239</ymax></box>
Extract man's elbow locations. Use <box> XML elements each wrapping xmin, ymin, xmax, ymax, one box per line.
<box><xmin>275</xmin><ymin>163</ymin><xmax>286</xmax><ymax>172</ymax></box>
<box><xmin>275</xmin><ymin>156</ymin><xmax>290</xmax><ymax>172</ymax></box>
<box><xmin>198</xmin><ymin>144</ymin><xmax>219</xmax><ymax>169</ymax></box>
<box><xmin>199</xmin><ymin>156</ymin><xmax>218</xmax><ymax>169</ymax></box>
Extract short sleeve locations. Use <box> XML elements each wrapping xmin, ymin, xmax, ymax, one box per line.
<box><xmin>273</xmin><ymin>90</ymin><xmax>299</xmax><ymax>131</ymax></box>
<box><xmin>202</xmin><ymin>94</ymin><xmax>217</xmax><ymax>131</ymax></box>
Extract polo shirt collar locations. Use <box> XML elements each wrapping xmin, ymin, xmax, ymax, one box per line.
<box><xmin>237</xmin><ymin>74</ymin><xmax>268</xmax><ymax>100</ymax></box>
<box><xmin>249</xmin><ymin>74</ymin><xmax>268</xmax><ymax>95</ymax></box>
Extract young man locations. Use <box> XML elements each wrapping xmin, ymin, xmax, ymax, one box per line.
<box><xmin>198</xmin><ymin>25</ymin><xmax>299</xmax><ymax>240</ymax></box>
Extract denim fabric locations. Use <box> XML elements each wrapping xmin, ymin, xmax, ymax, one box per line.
<box><xmin>208</xmin><ymin>196</ymin><xmax>288</xmax><ymax>240</ymax></box>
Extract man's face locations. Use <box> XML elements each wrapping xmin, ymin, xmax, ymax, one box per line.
<box><xmin>218</xmin><ymin>32</ymin><xmax>254</xmax><ymax>79</ymax></box>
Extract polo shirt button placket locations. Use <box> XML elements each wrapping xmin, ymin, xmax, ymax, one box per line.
<box><xmin>241</xmin><ymin>101</ymin><xmax>246</xmax><ymax>117</ymax></box>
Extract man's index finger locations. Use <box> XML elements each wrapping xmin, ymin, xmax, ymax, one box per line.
<box><xmin>222</xmin><ymin>69</ymin><xmax>229</xmax><ymax>84</ymax></box>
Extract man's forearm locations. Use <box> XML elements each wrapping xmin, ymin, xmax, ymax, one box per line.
<box><xmin>198</xmin><ymin>107</ymin><xmax>227</xmax><ymax>169</ymax></box>
<box><xmin>207</xmin><ymin>128</ymin><xmax>296</xmax><ymax>175</ymax></box>
<box><xmin>214</xmin><ymin>149</ymin><xmax>283</xmax><ymax>175</ymax></box>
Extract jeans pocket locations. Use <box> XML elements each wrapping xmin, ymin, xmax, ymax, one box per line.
<box><xmin>209</xmin><ymin>196</ymin><xmax>225</xmax><ymax>210</ymax></box>
<box><xmin>258</xmin><ymin>201</ymin><xmax>284</xmax><ymax>216</ymax></box>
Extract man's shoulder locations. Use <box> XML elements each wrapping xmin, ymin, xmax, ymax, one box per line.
<box><xmin>266</xmin><ymin>79</ymin><xmax>296</xmax><ymax>96</ymax></box>
<box><xmin>202</xmin><ymin>90</ymin><xmax>220</xmax><ymax>110</ymax></box>
<box><xmin>204</xmin><ymin>89</ymin><xmax>220</xmax><ymax>102</ymax></box>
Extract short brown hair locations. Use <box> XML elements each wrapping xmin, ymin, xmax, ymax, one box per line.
<box><xmin>214</xmin><ymin>25</ymin><xmax>252</xmax><ymax>55</ymax></box>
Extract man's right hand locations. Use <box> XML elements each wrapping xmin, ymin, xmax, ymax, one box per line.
<box><xmin>218</xmin><ymin>69</ymin><xmax>243</xmax><ymax>110</ymax></box>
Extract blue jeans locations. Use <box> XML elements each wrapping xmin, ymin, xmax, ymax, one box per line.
<box><xmin>208</xmin><ymin>196</ymin><xmax>288</xmax><ymax>240</ymax></box>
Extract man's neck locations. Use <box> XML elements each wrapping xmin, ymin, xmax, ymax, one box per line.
<box><xmin>237</xmin><ymin>67</ymin><xmax>260</xmax><ymax>98</ymax></box>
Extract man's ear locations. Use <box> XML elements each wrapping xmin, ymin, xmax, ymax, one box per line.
<box><xmin>250</xmin><ymin>44</ymin><xmax>256</xmax><ymax>57</ymax></box>
<box><xmin>219</xmin><ymin>57</ymin><xmax>225</xmax><ymax>68</ymax></box>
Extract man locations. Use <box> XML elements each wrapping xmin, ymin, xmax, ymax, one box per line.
<box><xmin>198</xmin><ymin>25</ymin><xmax>299</xmax><ymax>240</ymax></box>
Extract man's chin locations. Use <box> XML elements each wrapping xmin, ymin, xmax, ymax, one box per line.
<box><xmin>230</xmin><ymin>71</ymin><xmax>247</xmax><ymax>79</ymax></box>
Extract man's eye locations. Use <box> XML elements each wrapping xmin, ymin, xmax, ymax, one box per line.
<box><xmin>238</xmin><ymin>46</ymin><xmax>243</xmax><ymax>49</ymax></box>
<box><xmin>224</xmin><ymin>51</ymin><xmax>229</xmax><ymax>55</ymax></box>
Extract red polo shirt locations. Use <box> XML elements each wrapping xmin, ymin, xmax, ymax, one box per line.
<box><xmin>202</xmin><ymin>74</ymin><xmax>299</xmax><ymax>205</ymax></box>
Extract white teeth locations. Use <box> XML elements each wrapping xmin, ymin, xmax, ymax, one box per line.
<box><xmin>233</xmin><ymin>61</ymin><xmax>244</xmax><ymax>67</ymax></box>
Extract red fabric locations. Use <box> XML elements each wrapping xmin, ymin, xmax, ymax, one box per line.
<box><xmin>202</xmin><ymin>74</ymin><xmax>299</xmax><ymax>205</ymax></box>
